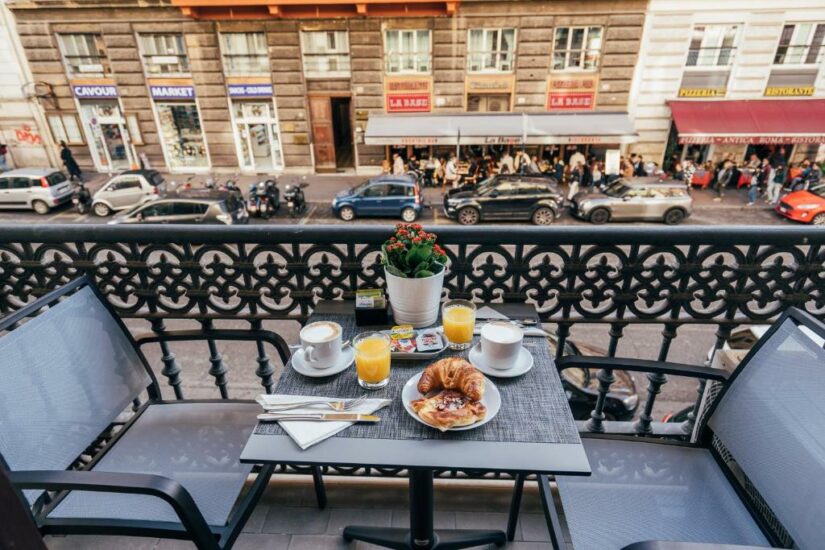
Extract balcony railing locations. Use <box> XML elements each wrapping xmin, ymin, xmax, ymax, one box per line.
<box><xmin>1</xmin><ymin>224</ymin><xmax>822</xmax><ymax>457</ymax></box>
<box><xmin>686</xmin><ymin>46</ymin><xmax>736</xmax><ymax>67</ymax></box>
<box><xmin>774</xmin><ymin>44</ymin><xmax>825</xmax><ymax>65</ymax></box>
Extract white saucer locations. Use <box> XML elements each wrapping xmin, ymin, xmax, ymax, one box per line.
<box><xmin>468</xmin><ymin>344</ymin><xmax>533</xmax><ymax>378</ymax></box>
<box><xmin>401</xmin><ymin>371</ymin><xmax>501</xmax><ymax>431</ymax></box>
<box><xmin>291</xmin><ymin>346</ymin><xmax>354</xmax><ymax>378</ymax></box>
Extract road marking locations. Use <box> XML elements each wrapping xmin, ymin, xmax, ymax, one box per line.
<box><xmin>73</xmin><ymin>213</ymin><xmax>89</xmax><ymax>222</ymax></box>
<box><xmin>299</xmin><ymin>205</ymin><xmax>317</xmax><ymax>225</ymax></box>
<box><xmin>432</xmin><ymin>207</ymin><xmax>442</xmax><ymax>225</ymax></box>
<box><xmin>48</xmin><ymin>210</ymin><xmax>73</xmax><ymax>221</ymax></box>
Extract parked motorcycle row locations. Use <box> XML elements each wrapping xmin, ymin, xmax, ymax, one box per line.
<box><xmin>247</xmin><ymin>178</ymin><xmax>309</xmax><ymax>219</ymax></box>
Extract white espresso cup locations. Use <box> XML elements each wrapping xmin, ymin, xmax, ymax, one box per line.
<box><xmin>299</xmin><ymin>321</ymin><xmax>343</xmax><ymax>369</ymax></box>
<box><xmin>479</xmin><ymin>322</ymin><xmax>524</xmax><ymax>370</ymax></box>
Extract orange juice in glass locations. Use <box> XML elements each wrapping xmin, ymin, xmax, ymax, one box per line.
<box><xmin>442</xmin><ymin>299</ymin><xmax>476</xmax><ymax>350</ymax></box>
<box><xmin>354</xmin><ymin>332</ymin><xmax>392</xmax><ymax>389</ymax></box>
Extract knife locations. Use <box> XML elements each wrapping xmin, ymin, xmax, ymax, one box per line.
<box><xmin>257</xmin><ymin>412</ymin><xmax>380</xmax><ymax>423</ymax></box>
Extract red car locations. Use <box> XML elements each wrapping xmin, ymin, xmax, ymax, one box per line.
<box><xmin>776</xmin><ymin>183</ymin><xmax>825</xmax><ymax>225</ymax></box>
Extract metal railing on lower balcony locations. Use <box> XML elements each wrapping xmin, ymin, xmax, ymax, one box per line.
<box><xmin>1</xmin><ymin>225</ymin><xmax>823</xmax><ymax>452</ymax></box>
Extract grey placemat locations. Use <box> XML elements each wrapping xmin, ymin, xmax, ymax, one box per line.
<box><xmin>255</xmin><ymin>312</ymin><xmax>580</xmax><ymax>445</ymax></box>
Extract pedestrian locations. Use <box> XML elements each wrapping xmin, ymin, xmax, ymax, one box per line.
<box><xmin>444</xmin><ymin>154</ymin><xmax>459</xmax><ymax>189</ymax></box>
<box><xmin>60</xmin><ymin>141</ymin><xmax>82</xmax><ymax>182</ymax></box>
<box><xmin>683</xmin><ymin>159</ymin><xmax>696</xmax><ymax>193</ymax></box>
<box><xmin>569</xmin><ymin>147</ymin><xmax>585</xmax><ymax>170</ymax></box>
<box><xmin>714</xmin><ymin>159</ymin><xmax>733</xmax><ymax>201</ymax></box>
<box><xmin>528</xmin><ymin>155</ymin><xmax>540</xmax><ymax>174</ymax></box>
<box><xmin>499</xmin><ymin>150</ymin><xmax>514</xmax><ymax>174</ymax></box>
<box><xmin>621</xmin><ymin>157</ymin><xmax>634</xmax><ymax>179</ymax></box>
<box><xmin>633</xmin><ymin>154</ymin><xmax>647</xmax><ymax>177</ymax></box>
<box><xmin>591</xmin><ymin>160</ymin><xmax>603</xmax><ymax>187</ymax></box>
<box><xmin>747</xmin><ymin>160</ymin><xmax>764</xmax><ymax>206</ymax></box>
<box><xmin>0</xmin><ymin>143</ymin><xmax>8</xmax><ymax>172</ymax></box>
<box><xmin>392</xmin><ymin>153</ymin><xmax>404</xmax><ymax>175</ymax></box>
<box><xmin>553</xmin><ymin>156</ymin><xmax>564</xmax><ymax>182</ymax></box>
<box><xmin>567</xmin><ymin>162</ymin><xmax>583</xmax><ymax>201</ymax></box>
<box><xmin>766</xmin><ymin>162</ymin><xmax>785</xmax><ymax>205</ymax></box>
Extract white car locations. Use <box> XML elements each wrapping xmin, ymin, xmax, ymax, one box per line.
<box><xmin>0</xmin><ymin>168</ymin><xmax>74</xmax><ymax>214</ymax></box>
<box><xmin>92</xmin><ymin>169</ymin><xmax>167</xmax><ymax>216</ymax></box>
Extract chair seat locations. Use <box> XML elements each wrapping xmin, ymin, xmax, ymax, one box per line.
<box><xmin>555</xmin><ymin>438</ymin><xmax>770</xmax><ymax>550</ymax></box>
<box><xmin>48</xmin><ymin>401</ymin><xmax>259</xmax><ymax>527</ymax></box>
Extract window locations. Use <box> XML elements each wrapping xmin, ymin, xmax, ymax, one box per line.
<box><xmin>0</xmin><ymin>178</ymin><xmax>7</xmax><ymax>190</ymax></box>
<box><xmin>301</xmin><ymin>31</ymin><xmax>350</xmax><ymax>78</ymax></box>
<box><xmin>385</xmin><ymin>29</ymin><xmax>431</xmax><ymax>73</ymax></box>
<box><xmin>45</xmin><ymin>173</ymin><xmax>67</xmax><ymax>187</ymax></box>
<box><xmin>155</xmin><ymin>103</ymin><xmax>209</xmax><ymax>169</ymax></box>
<box><xmin>57</xmin><ymin>34</ymin><xmax>109</xmax><ymax>77</ymax></box>
<box><xmin>774</xmin><ymin>23</ymin><xmax>825</xmax><ymax>65</ymax></box>
<box><xmin>363</xmin><ymin>184</ymin><xmax>388</xmax><ymax>197</ymax></box>
<box><xmin>172</xmin><ymin>202</ymin><xmax>208</xmax><ymax>215</ymax></box>
<box><xmin>467</xmin><ymin>28</ymin><xmax>515</xmax><ymax>72</ymax></box>
<box><xmin>220</xmin><ymin>32</ymin><xmax>269</xmax><ymax>75</ymax></box>
<box><xmin>552</xmin><ymin>27</ymin><xmax>602</xmax><ymax>71</ymax></box>
<box><xmin>47</xmin><ymin>114</ymin><xmax>84</xmax><ymax>145</ymax></box>
<box><xmin>686</xmin><ymin>25</ymin><xmax>739</xmax><ymax>67</ymax></box>
<box><xmin>108</xmin><ymin>178</ymin><xmax>141</xmax><ymax>192</ymax></box>
<box><xmin>138</xmin><ymin>34</ymin><xmax>189</xmax><ymax>75</ymax></box>
<box><xmin>10</xmin><ymin>178</ymin><xmax>30</xmax><ymax>190</ymax></box>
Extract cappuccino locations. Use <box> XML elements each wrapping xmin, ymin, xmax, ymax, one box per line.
<box><xmin>299</xmin><ymin>321</ymin><xmax>343</xmax><ymax>369</ymax></box>
<box><xmin>301</xmin><ymin>322</ymin><xmax>341</xmax><ymax>343</ymax></box>
<box><xmin>480</xmin><ymin>322</ymin><xmax>522</xmax><ymax>344</ymax></box>
<box><xmin>480</xmin><ymin>322</ymin><xmax>523</xmax><ymax>370</ymax></box>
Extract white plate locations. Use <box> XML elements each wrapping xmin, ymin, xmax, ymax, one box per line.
<box><xmin>291</xmin><ymin>346</ymin><xmax>354</xmax><ymax>378</ymax></box>
<box><xmin>468</xmin><ymin>344</ymin><xmax>533</xmax><ymax>378</ymax></box>
<box><xmin>401</xmin><ymin>371</ymin><xmax>501</xmax><ymax>431</ymax></box>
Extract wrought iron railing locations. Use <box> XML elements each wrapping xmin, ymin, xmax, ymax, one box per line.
<box><xmin>1</xmin><ymin>224</ymin><xmax>823</xmax><ymax>444</ymax></box>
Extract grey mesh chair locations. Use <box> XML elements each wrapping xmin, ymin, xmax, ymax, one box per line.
<box><xmin>530</xmin><ymin>308</ymin><xmax>825</xmax><ymax>550</ymax></box>
<box><xmin>0</xmin><ymin>276</ymin><xmax>317</xmax><ymax>549</ymax></box>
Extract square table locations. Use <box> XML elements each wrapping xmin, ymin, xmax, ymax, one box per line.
<box><xmin>241</xmin><ymin>301</ymin><xmax>590</xmax><ymax>549</ymax></box>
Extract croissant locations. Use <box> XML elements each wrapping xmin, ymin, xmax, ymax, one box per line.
<box><xmin>417</xmin><ymin>357</ymin><xmax>485</xmax><ymax>401</ymax></box>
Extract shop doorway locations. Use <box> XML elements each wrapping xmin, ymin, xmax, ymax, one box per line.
<box><xmin>79</xmin><ymin>101</ymin><xmax>135</xmax><ymax>173</ymax></box>
<box><xmin>331</xmin><ymin>97</ymin><xmax>353</xmax><ymax>169</ymax></box>
<box><xmin>309</xmin><ymin>95</ymin><xmax>354</xmax><ymax>173</ymax></box>
<box><xmin>467</xmin><ymin>94</ymin><xmax>510</xmax><ymax>112</ymax></box>
<box><xmin>231</xmin><ymin>101</ymin><xmax>284</xmax><ymax>173</ymax></box>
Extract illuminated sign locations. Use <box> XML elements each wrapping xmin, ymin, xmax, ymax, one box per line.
<box><xmin>385</xmin><ymin>76</ymin><xmax>432</xmax><ymax>113</ymax></box>
<box><xmin>546</xmin><ymin>74</ymin><xmax>598</xmax><ymax>111</ymax></box>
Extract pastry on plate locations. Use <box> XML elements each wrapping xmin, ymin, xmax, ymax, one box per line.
<box><xmin>417</xmin><ymin>357</ymin><xmax>485</xmax><ymax>401</ymax></box>
<box><xmin>411</xmin><ymin>389</ymin><xmax>487</xmax><ymax>431</ymax></box>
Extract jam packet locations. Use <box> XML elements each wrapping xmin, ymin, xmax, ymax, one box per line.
<box><xmin>415</xmin><ymin>330</ymin><xmax>443</xmax><ymax>352</ymax></box>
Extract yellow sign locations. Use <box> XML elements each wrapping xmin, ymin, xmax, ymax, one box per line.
<box><xmin>678</xmin><ymin>88</ymin><xmax>726</xmax><ymax>98</ymax></box>
<box><xmin>465</xmin><ymin>74</ymin><xmax>514</xmax><ymax>94</ymax></box>
<box><xmin>764</xmin><ymin>86</ymin><xmax>815</xmax><ymax>97</ymax></box>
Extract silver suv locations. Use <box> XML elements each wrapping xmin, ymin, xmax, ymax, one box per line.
<box><xmin>572</xmin><ymin>178</ymin><xmax>693</xmax><ymax>225</ymax></box>
<box><xmin>92</xmin><ymin>169</ymin><xmax>167</xmax><ymax>216</ymax></box>
<box><xmin>0</xmin><ymin>168</ymin><xmax>73</xmax><ymax>214</ymax></box>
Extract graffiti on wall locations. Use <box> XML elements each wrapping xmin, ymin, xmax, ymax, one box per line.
<box><xmin>14</xmin><ymin>124</ymin><xmax>43</xmax><ymax>145</ymax></box>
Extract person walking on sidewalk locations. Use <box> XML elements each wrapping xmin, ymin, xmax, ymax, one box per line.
<box><xmin>60</xmin><ymin>141</ymin><xmax>82</xmax><ymax>182</ymax></box>
<box><xmin>713</xmin><ymin>159</ymin><xmax>733</xmax><ymax>201</ymax></box>
<box><xmin>747</xmin><ymin>158</ymin><xmax>767</xmax><ymax>205</ymax></box>
<box><xmin>766</xmin><ymin>162</ymin><xmax>784</xmax><ymax>205</ymax></box>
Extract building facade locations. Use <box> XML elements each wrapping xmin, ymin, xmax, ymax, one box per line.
<box><xmin>629</xmin><ymin>0</ymin><xmax>825</xmax><ymax>169</ymax></box>
<box><xmin>7</xmin><ymin>0</ymin><xmax>646</xmax><ymax>174</ymax></box>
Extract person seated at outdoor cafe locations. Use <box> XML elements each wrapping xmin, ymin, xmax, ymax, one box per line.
<box><xmin>499</xmin><ymin>150</ymin><xmax>515</xmax><ymax>174</ymax></box>
<box><xmin>444</xmin><ymin>154</ymin><xmax>459</xmax><ymax>189</ymax></box>
<box><xmin>791</xmin><ymin>159</ymin><xmax>822</xmax><ymax>190</ymax></box>
<box><xmin>408</xmin><ymin>155</ymin><xmax>420</xmax><ymax>171</ymax></box>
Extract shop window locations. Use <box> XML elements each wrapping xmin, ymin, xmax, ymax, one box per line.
<box><xmin>467</xmin><ymin>28</ymin><xmax>516</xmax><ymax>73</ymax></box>
<box><xmin>385</xmin><ymin>29</ymin><xmax>431</xmax><ymax>74</ymax></box>
<box><xmin>774</xmin><ymin>23</ymin><xmax>825</xmax><ymax>65</ymax></box>
<box><xmin>138</xmin><ymin>34</ymin><xmax>190</xmax><ymax>75</ymax></box>
<box><xmin>57</xmin><ymin>34</ymin><xmax>110</xmax><ymax>77</ymax></box>
<box><xmin>686</xmin><ymin>25</ymin><xmax>739</xmax><ymax>67</ymax></box>
<box><xmin>552</xmin><ymin>26</ymin><xmax>602</xmax><ymax>71</ymax></box>
<box><xmin>155</xmin><ymin>103</ymin><xmax>208</xmax><ymax>169</ymax></box>
<box><xmin>220</xmin><ymin>32</ymin><xmax>269</xmax><ymax>76</ymax></box>
<box><xmin>47</xmin><ymin>114</ymin><xmax>84</xmax><ymax>145</ymax></box>
<box><xmin>301</xmin><ymin>31</ymin><xmax>350</xmax><ymax>78</ymax></box>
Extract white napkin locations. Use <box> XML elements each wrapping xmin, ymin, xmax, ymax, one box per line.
<box><xmin>474</xmin><ymin>306</ymin><xmax>547</xmax><ymax>337</ymax></box>
<box><xmin>256</xmin><ymin>394</ymin><xmax>391</xmax><ymax>450</ymax></box>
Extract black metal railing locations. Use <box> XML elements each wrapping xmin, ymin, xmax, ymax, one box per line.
<box><xmin>1</xmin><ymin>224</ymin><xmax>823</xmax><ymax>443</ymax></box>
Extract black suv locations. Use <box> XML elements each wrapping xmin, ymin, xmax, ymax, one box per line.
<box><xmin>443</xmin><ymin>175</ymin><xmax>564</xmax><ymax>225</ymax></box>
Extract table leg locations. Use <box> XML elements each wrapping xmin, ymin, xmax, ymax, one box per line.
<box><xmin>342</xmin><ymin>468</ymin><xmax>506</xmax><ymax>550</ymax></box>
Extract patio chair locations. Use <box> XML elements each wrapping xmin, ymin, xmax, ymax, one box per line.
<box><xmin>531</xmin><ymin>307</ymin><xmax>825</xmax><ymax>549</ymax></box>
<box><xmin>0</xmin><ymin>276</ymin><xmax>324</xmax><ymax>550</ymax></box>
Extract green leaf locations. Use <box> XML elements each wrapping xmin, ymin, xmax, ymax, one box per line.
<box><xmin>405</xmin><ymin>242</ymin><xmax>433</xmax><ymax>269</ymax></box>
<box><xmin>385</xmin><ymin>264</ymin><xmax>408</xmax><ymax>278</ymax></box>
<box><xmin>414</xmin><ymin>269</ymin><xmax>434</xmax><ymax>278</ymax></box>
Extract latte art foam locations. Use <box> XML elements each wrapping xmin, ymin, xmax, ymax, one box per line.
<box><xmin>480</xmin><ymin>322</ymin><xmax>522</xmax><ymax>344</ymax></box>
<box><xmin>301</xmin><ymin>322</ymin><xmax>341</xmax><ymax>343</ymax></box>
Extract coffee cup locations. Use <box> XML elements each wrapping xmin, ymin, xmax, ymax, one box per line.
<box><xmin>479</xmin><ymin>322</ymin><xmax>523</xmax><ymax>370</ymax></box>
<box><xmin>299</xmin><ymin>321</ymin><xmax>343</xmax><ymax>369</ymax></box>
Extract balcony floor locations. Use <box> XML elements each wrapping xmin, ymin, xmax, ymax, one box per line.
<box><xmin>45</xmin><ymin>475</ymin><xmax>568</xmax><ymax>549</ymax></box>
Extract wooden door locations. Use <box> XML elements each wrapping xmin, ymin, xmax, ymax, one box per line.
<box><xmin>308</xmin><ymin>96</ymin><xmax>336</xmax><ymax>172</ymax></box>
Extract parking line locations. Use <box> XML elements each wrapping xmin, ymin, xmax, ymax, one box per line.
<box><xmin>48</xmin><ymin>210</ymin><xmax>73</xmax><ymax>222</ymax></box>
<box><xmin>299</xmin><ymin>205</ymin><xmax>317</xmax><ymax>225</ymax></box>
<box><xmin>73</xmin><ymin>213</ymin><xmax>89</xmax><ymax>223</ymax></box>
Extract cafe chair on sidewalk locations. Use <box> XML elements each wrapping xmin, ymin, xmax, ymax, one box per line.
<box><xmin>0</xmin><ymin>276</ymin><xmax>325</xmax><ymax>550</ymax></box>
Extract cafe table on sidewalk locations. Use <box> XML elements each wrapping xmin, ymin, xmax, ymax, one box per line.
<box><xmin>240</xmin><ymin>301</ymin><xmax>591</xmax><ymax>550</ymax></box>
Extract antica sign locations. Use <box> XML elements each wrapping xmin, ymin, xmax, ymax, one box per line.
<box><xmin>150</xmin><ymin>85</ymin><xmax>196</xmax><ymax>100</ymax></box>
<box><xmin>73</xmin><ymin>85</ymin><xmax>118</xmax><ymax>99</ymax></box>
<box><xmin>546</xmin><ymin>74</ymin><xmax>598</xmax><ymax>111</ymax></box>
<box><xmin>679</xmin><ymin>135</ymin><xmax>825</xmax><ymax>145</ymax></box>
<box><xmin>385</xmin><ymin>76</ymin><xmax>432</xmax><ymax>113</ymax></box>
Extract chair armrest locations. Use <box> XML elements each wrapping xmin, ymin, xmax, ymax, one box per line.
<box><xmin>556</xmin><ymin>355</ymin><xmax>729</xmax><ymax>382</ymax></box>
<box><xmin>622</xmin><ymin>542</ymin><xmax>774</xmax><ymax>550</ymax></box>
<box><xmin>10</xmin><ymin>470</ymin><xmax>218</xmax><ymax>550</ymax></box>
<box><xmin>135</xmin><ymin>328</ymin><xmax>291</xmax><ymax>364</ymax></box>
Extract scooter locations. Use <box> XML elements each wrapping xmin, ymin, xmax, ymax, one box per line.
<box><xmin>72</xmin><ymin>183</ymin><xmax>92</xmax><ymax>214</ymax></box>
<box><xmin>284</xmin><ymin>177</ymin><xmax>309</xmax><ymax>217</ymax></box>
<box><xmin>259</xmin><ymin>179</ymin><xmax>280</xmax><ymax>219</ymax></box>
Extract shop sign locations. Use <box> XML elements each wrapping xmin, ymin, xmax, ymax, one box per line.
<box><xmin>484</xmin><ymin>136</ymin><xmax>522</xmax><ymax>145</ymax></box>
<box><xmin>150</xmin><ymin>85</ymin><xmax>196</xmax><ymax>100</ymax></box>
<box><xmin>679</xmin><ymin>135</ymin><xmax>825</xmax><ymax>145</ymax></box>
<box><xmin>73</xmin><ymin>84</ymin><xmax>118</xmax><ymax>99</ymax></box>
<box><xmin>764</xmin><ymin>86</ymin><xmax>815</xmax><ymax>97</ymax></box>
<box><xmin>399</xmin><ymin>137</ymin><xmax>439</xmax><ymax>145</ymax></box>
<box><xmin>228</xmin><ymin>84</ymin><xmax>273</xmax><ymax>98</ymax></box>
<box><xmin>385</xmin><ymin>76</ymin><xmax>432</xmax><ymax>113</ymax></box>
<box><xmin>387</xmin><ymin>94</ymin><xmax>431</xmax><ymax>112</ymax></box>
<box><xmin>678</xmin><ymin>88</ymin><xmax>726</xmax><ymax>98</ymax></box>
<box><xmin>546</xmin><ymin>74</ymin><xmax>598</xmax><ymax>111</ymax></box>
<box><xmin>466</xmin><ymin>75</ymin><xmax>514</xmax><ymax>94</ymax></box>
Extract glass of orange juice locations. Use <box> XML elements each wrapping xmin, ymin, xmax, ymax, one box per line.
<box><xmin>354</xmin><ymin>332</ymin><xmax>392</xmax><ymax>390</ymax></box>
<box><xmin>442</xmin><ymin>299</ymin><xmax>476</xmax><ymax>350</ymax></box>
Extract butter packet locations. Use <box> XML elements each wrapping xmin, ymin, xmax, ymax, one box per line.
<box><xmin>389</xmin><ymin>324</ymin><xmax>414</xmax><ymax>340</ymax></box>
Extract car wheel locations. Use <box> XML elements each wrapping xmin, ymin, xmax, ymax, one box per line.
<box><xmin>93</xmin><ymin>202</ymin><xmax>112</xmax><ymax>217</ymax></box>
<box><xmin>812</xmin><ymin>213</ymin><xmax>825</xmax><ymax>225</ymax></box>
<box><xmin>457</xmin><ymin>206</ymin><xmax>480</xmax><ymax>225</ymax></box>
<box><xmin>338</xmin><ymin>206</ymin><xmax>355</xmax><ymax>222</ymax></box>
<box><xmin>31</xmin><ymin>200</ymin><xmax>50</xmax><ymax>215</ymax></box>
<box><xmin>663</xmin><ymin>208</ymin><xmax>686</xmax><ymax>225</ymax></box>
<box><xmin>531</xmin><ymin>207</ymin><xmax>556</xmax><ymax>226</ymax></box>
<box><xmin>589</xmin><ymin>207</ymin><xmax>610</xmax><ymax>224</ymax></box>
<box><xmin>401</xmin><ymin>207</ymin><xmax>417</xmax><ymax>222</ymax></box>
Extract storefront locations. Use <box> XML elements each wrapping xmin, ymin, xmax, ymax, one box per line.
<box><xmin>227</xmin><ymin>82</ymin><xmax>284</xmax><ymax>173</ymax></box>
<box><xmin>149</xmin><ymin>83</ymin><xmax>210</xmax><ymax>172</ymax></box>
<box><xmin>465</xmin><ymin>75</ymin><xmax>514</xmax><ymax>112</ymax></box>
<box><xmin>72</xmin><ymin>83</ymin><xmax>137</xmax><ymax>173</ymax></box>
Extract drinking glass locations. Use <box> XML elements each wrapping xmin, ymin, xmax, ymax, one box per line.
<box><xmin>353</xmin><ymin>332</ymin><xmax>392</xmax><ymax>390</ymax></box>
<box><xmin>441</xmin><ymin>299</ymin><xmax>476</xmax><ymax>350</ymax></box>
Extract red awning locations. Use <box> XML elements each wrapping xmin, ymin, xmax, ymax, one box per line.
<box><xmin>668</xmin><ymin>99</ymin><xmax>825</xmax><ymax>145</ymax></box>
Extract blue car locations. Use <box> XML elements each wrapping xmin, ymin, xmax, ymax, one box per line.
<box><xmin>331</xmin><ymin>174</ymin><xmax>422</xmax><ymax>222</ymax></box>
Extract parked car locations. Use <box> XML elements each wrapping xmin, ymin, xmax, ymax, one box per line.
<box><xmin>108</xmin><ymin>191</ymin><xmax>248</xmax><ymax>225</ymax></box>
<box><xmin>443</xmin><ymin>174</ymin><xmax>565</xmax><ymax>225</ymax></box>
<box><xmin>0</xmin><ymin>168</ymin><xmax>73</xmax><ymax>214</ymax></box>
<box><xmin>573</xmin><ymin>178</ymin><xmax>693</xmax><ymax>225</ymax></box>
<box><xmin>332</xmin><ymin>174</ymin><xmax>422</xmax><ymax>222</ymax></box>
<box><xmin>92</xmin><ymin>169</ymin><xmax>167</xmax><ymax>216</ymax></box>
<box><xmin>775</xmin><ymin>183</ymin><xmax>825</xmax><ymax>225</ymax></box>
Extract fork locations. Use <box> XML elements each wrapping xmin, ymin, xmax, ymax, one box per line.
<box><xmin>263</xmin><ymin>395</ymin><xmax>367</xmax><ymax>412</ymax></box>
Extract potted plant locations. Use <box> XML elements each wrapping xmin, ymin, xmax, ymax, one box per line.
<box><xmin>381</xmin><ymin>223</ymin><xmax>448</xmax><ymax>327</ymax></box>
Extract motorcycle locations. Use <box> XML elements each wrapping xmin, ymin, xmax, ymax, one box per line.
<box><xmin>72</xmin><ymin>183</ymin><xmax>92</xmax><ymax>214</ymax></box>
<box><xmin>284</xmin><ymin>177</ymin><xmax>309</xmax><ymax>217</ymax></box>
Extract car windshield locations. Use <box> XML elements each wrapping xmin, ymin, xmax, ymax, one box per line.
<box><xmin>604</xmin><ymin>182</ymin><xmax>630</xmax><ymax>197</ymax></box>
<box><xmin>809</xmin><ymin>184</ymin><xmax>825</xmax><ymax>199</ymax></box>
<box><xmin>474</xmin><ymin>176</ymin><xmax>496</xmax><ymax>189</ymax></box>
<box><xmin>122</xmin><ymin>203</ymin><xmax>146</xmax><ymax>217</ymax></box>
<box><xmin>149</xmin><ymin>172</ymin><xmax>166</xmax><ymax>186</ymax></box>
<box><xmin>350</xmin><ymin>180</ymin><xmax>371</xmax><ymax>194</ymax></box>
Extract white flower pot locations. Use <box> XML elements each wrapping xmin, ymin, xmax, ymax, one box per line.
<box><xmin>385</xmin><ymin>268</ymin><xmax>445</xmax><ymax>328</ymax></box>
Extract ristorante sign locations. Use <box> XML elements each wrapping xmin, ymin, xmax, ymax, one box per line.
<box><xmin>679</xmin><ymin>135</ymin><xmax>825</xmax><ymax>145</ymax></box>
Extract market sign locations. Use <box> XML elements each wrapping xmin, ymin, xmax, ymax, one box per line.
<box><xmin>678</xmin><ymin>135</ymin><xmax>825</xmax><ymax>145</ymax></box>
<box><xmin>72</xmin><ymin>84</ymin><xmax>118</xmax><ymax>99</ymax></box>
<box><xmin>227</xmin><ymin>83</ymin><xmax>273</xmax><ymax>98</ymax></box>
<box><xmin>546</xmin><ymin>74</ymin><xmax>598</xmax><ymax>111</ymax></box>
<box><xmin>150</xmin><ymin>85</ymin><xmax>196</xmax><ymax>100</ymax></box>
<box><xmin>385</xmin><ymin>76</ymin><xmax>432</xmax><ymax>113</ymax></box>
